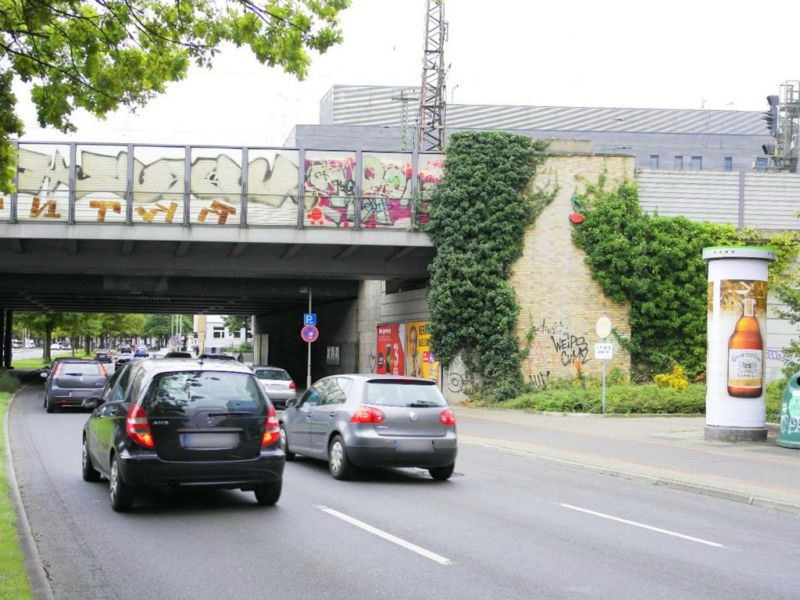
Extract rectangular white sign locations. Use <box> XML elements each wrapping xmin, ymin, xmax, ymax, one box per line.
<box><xmin>595</xmin><ymin>343</ymin><xmax>613</xmax><ymax>360</ymax></box>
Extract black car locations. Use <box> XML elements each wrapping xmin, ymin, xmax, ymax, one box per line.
<box><xmin>94</xmin><ymin>349</ymin><xmax>113</xmax><ymax>363</ymax></box>
<box><xmin>81</xmin><ymin>359</ymin><xmax>284</xmax><ymax>511</ymax></box>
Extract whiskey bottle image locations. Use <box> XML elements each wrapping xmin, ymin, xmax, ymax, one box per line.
<box><xmin>727</xmin><ymin>298</ymin><xmax>764</xmax><ymax>397</ymax></box>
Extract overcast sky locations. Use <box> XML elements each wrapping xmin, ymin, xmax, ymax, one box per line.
<box><xmin>15</xmin><ymin>0</ymin><xmax>800</xmax><ymax>146</ymax></box>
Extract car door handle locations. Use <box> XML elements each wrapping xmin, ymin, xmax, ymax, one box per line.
<box><xmin>328</xmin><ymin>411</ymin><xmax>336</xmax><ymax>417</ymax></box>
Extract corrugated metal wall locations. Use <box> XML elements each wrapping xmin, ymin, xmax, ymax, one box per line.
<box><xmin>638</xmin><ymin>169</ymin><xmax>800</xmax><ymax>231</ymax></box>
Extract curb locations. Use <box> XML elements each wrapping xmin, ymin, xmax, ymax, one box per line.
<box><xmin>462</xmin><ymin>438</ymin><xmax>800</xmax><ymax>516</ymax></box>
<box><xmin>4</xmin><ymin>387</ymin><xmax>54</xmax><ymax>600</ymax></box>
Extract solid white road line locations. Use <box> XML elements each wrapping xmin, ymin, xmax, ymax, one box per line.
<box><xmin>559</xmin><ymin>504</ymin><xmax>725</xmax><ymax>548</ymax></box>
<box><xmin>316</xmin><ymin>505</ymin><xmax>452</xmax><ymax>565</ymax></box>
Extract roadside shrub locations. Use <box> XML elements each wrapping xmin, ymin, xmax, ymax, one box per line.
<box><xmin>766</xmin><ymin>378</ymin><xmax>786</xmax><ymax>423</ymax></box>
<box><xmin>0</xmin><ymin>370</ymin><xmax>20</xmax><ymax>393</ymax></box>
<box><xmin>653</xmin><ymin>364</ymin><xmax>689</xmax><ymax>390</ymax></box>
<box><xmin>505</xmin><ymin>383</ymin><xmax>706</xmax><ymax>415</ymax></box>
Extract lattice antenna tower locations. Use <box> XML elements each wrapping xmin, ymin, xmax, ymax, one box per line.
<box><xmin>762</xmin><ymin>81</ymin><xmax>800</xmax><ymax>173</ymax></box>
<box><xmin>418</xmin><ymin>0</ymin><xmax>447</xmax><ymax>152</ymax></box>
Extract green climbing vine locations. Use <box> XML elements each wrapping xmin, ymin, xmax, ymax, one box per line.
<box><xmin>569</xmin><ymin>175</ymin><xmax>797</xmax><ymax>380</ymax></box>
<box><xmin>426</xmin><ymin>131</ymin><xmax>551</xmax><ymax>401</ymax></box>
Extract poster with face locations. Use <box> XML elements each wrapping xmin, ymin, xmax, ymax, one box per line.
<box><xmin>406</xmin><ymin>321</ymin><xmax>440</xmax><ymax>382</ymax></box>
<box><xmin>376</xmin><ymin>323</ymin><xmax>405</xmax><ymax>375</ymax></box>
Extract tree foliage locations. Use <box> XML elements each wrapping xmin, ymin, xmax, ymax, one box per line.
<box><xmin>426</xmin><ymin>131</ymin><xmax>550</xmax><ymax>401</ymax></box>
<box><xmin>0</xmin><ymin>0</ymin><xmax>351</xmax><ymax>191</ymax></box>
<box><xmin>571</xmin><ymin>177</ymin><xmax>740</xmax><ymax>379</ymax></box>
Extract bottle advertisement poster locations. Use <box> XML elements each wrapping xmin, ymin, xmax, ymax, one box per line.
<box><xmin>375</xmin><ymin>323</ymin><xmax>405</xmax><ymax>375</ymax></box>
<box><xmin>703</xmin><ymin>246</ymin><xmax>774</xmax><ymax>438</ymax></box>
<box><xmin>405</xmin><ymin>321</ymin><xmax>440</xmax><ymax>382</ymax></box>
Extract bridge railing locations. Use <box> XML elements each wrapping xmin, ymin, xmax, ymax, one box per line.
<box><xmin>1</xmin><ymin>142</ymin><xmax>444</xmax><ymax>230</ymax></box>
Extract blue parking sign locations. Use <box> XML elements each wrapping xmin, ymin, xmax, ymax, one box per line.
<box><xmin>304</xmin><ymin>313</ymin><xmax>317</xmax><ymax>326</ymax></box>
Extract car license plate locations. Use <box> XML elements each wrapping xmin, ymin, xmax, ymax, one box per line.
<box><xmin>395</xmin><ymin>439</ymin><xmax>433</xmax><ymax>452</ymax></box>
<box><xmin>181</xmin><ymin>433</ymin><xmax>239</xmax><ymax>449</ymax></box>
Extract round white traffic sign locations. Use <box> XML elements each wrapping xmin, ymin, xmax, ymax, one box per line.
<box><xmin>595</xmin><ymin>316</ymin><xmax>612</xmax><ymax>339</ymax></box>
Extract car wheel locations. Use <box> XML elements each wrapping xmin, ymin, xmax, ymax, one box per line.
<box><xmin>81</xmin><ymin>437</ymin><xmax>101</xmax><ymax>482</ymax></box>
<box><xmin>280</xmin><ymin>425</ymin><xmax>295</xmax><ymax>461</ymax></box>
<box><xmin>254</xmin><ymin>481</ymin><xmax>282</xmax><ymax>506</ymax></box>
<box><xmin>109</xmin><ymin>454</ymin><xmax>135</xmax><ymax>511</ymax></box>
<box><xmin>328</xmin><ymin>435</ymin><xmax>354</xmax><ymax>481</ymax></box>
<box><xmin>45</xmin><ymin>397</ymin><xmax>56</xmax><ymax>413</ymax></box>
<box><xmin>428</xmin><ymin>464</ymin><xmax>455</xmax><ymax>481</ymax></box>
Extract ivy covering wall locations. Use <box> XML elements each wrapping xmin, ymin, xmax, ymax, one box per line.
<box><xmin>426</xmin><ymin>131</ymin><xmax>550</xmax><ymax>401</ymax></box>
<box><xmin>570</xmin><ymin>177</ymin><xmax>740</xmax><ymax>379</ymax></box>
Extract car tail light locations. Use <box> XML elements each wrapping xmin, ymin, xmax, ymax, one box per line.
<box><xmin>262</xmin><ymin>404</ymin><xmax>281</xmax><ymax>446</ymax></box>
<box><xmin>126</xmin><ymin>404</ymin><xmax>154</xmax><ymax>448</ymax></box>
<box><xmin>53</xmin><ymin>362</ymin><xmax>62</xmax><ymax>376</ymax></box>
<box><xmin>289</xmin><ymin>380</ymin><xmax>296</xmax><ymax>390</ymax></box>
<box><xmin>98</xmin><ymin>363</ymin><xmax>108</xmax><ymax>377</ymax></box>
<box><xmin>350</xmin><ymin>405</ymin><xmax>385</xmax><ymax>424</ymax></box>
<box><xmin>439</xmin><ymin>409</ymin><xmax>456</xmax><ymax>426</ymax></box>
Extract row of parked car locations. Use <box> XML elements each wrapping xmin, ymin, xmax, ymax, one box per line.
<box><xmin>41</xmin><ymin>354</ymin><xmax>458</xmax><ymax>512</ymax></box>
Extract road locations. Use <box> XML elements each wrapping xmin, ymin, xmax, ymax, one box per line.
<box><xmin>8</xmin><ymin>384</ymin><xmax>800</xmax><ymax>600</ymax></box>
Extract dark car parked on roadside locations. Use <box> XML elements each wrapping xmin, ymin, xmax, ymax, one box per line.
<box><xmin>94</xmin><ymin>349</ymin><xmax>113</xmax><ymax>363</ymax></box>
<box><xmin>280</xmin><ymin>374</ymin><xmax>457</xmax><ymax>481</ymax></box>
<box><xmin>81</xmin><ymin>359</ymin><xmax>284</xmax><ymax>511</ymax></box>
<box><xmin>42</xmin><ymin>358</ymin><xmax>109</xmax><ymax>413</ymax></box>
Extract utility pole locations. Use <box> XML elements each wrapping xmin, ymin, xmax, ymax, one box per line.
<box><xmin>418</xmin><ymin>0</ymin><xmax>447</xmax><ymax>152</ymax></box>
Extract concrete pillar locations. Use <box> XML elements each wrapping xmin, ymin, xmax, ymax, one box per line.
<box><xmin>0</xmin><ymin>308</ymin><xmax>5</xmax><ymax>368</ymax></box>
<box><xmin>2</xmin><ymin>309</ymin><xmax>11</xmax><ymax>369</ymax></box>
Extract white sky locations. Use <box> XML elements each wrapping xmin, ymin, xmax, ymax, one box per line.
<box><xmin>15</xmin><ymin>0</ymin><xmax>800</xmax><ymax>146</ymax></box>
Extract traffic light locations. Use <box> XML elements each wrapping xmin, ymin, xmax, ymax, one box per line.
<box><xmin>763</xmin><ymin>95</ymin><xmax>779</xmax><ymax>136</ymax></box>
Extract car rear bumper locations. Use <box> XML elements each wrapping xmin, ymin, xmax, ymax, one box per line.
<box><xmin>51</xmin><ymin>389</ymin><xmax>99</xmax><ymax>406</ymax></box>
<box><xmin>118</xmin><ymin>448</ymin><xmax>285</xmax><ymax>490</ymax></box>
<box><xmin>344</xmin><ymin>434</ymin><xmax>457</xmax><ymax>468</ymax></box>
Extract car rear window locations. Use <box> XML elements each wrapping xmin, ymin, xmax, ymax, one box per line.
<box><xmin>144</xmin><ymin>371</ymin><xmax>266</xmax><ymax>416</ymax></box>
<box><xmin>255</xmin><ymin>369</ymin><xmax>291</xmax><ymax>381</ymax></box>
<box><xmin>60</xmin><ymin>363</ymin><xmax>104</xmax><ymax>376</ymax></box>
<box><xmin>365</xmin><ymin>380</ymin><xmax>447</xmax><ymax>407</ymax></box>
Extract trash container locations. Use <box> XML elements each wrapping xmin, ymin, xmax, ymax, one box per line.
<box><xmin>777</xmin><ymin>372</ymin><xmax>800</xmax><ymax>449</ymax></box>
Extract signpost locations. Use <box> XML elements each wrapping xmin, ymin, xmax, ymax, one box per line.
<box><xmin>595</xmin><ymin>317</ymin><xmax>613</xmax><ymax>414</ymax></box>
<box><xmin>302</xmin><ymin>289</ymin><xmax>314</xmax><ymax>389</ymax></box>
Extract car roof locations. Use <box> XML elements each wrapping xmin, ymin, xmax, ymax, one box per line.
<box><xmin>252</xmin><ymin>365</ymin><xmax>288</xmax><ymax>371</ymax></box>
<box><xmin>320</xmin><ymin>374</ymin><xmax>437</xmax><ymax>383</ymax></box>
<box><xmin>128</xmin><ymin>357</ymin><xmax>254</xmax><ymax>376</ymax></box>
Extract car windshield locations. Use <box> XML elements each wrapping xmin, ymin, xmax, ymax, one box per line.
<box><xmin>365</xmin><ymin>380</ymin><xmax>447</xmax><ymax>407</ymax></box>
<box><xmin>255</xmin><ymin>369</ymin><xmax>291</xmax><ymax>381</ymax></box>
<box><xmin>144</xmin><ymin>371</ymin><xmax>266</xmax><ymax>416</ymax></box>
<box><xmin>60</xmin><ymin>363</ymin><xmax>104</xmax><ymax>376</ymax></box>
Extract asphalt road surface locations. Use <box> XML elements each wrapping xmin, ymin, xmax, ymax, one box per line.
<box><xmin>9</xmin><ymin>385</ymin><xmax>800</xmax><ymax>600</ymax></box>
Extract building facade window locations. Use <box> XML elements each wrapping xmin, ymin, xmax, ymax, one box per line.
<box><xmin>723</xmin><ymin>156</ymin><xmax>733</xmax><ymax>171</ymax></box>
<box><xmin>690</xmin><ymin>156</ymin><xmax>702</xmax><ymax>170</ymax></box>
<box><xmin>212</xmin><ymin>327</ymin><xmax>224</xmax><ymax>339</ymax></box>
<box><xmin>674</xmin><ymin>155</ymin><xmax>683</xmax><ymax>169</ymax></box>
<box><xmin>649</xmin><ymin>154</ymin><xmax>659</xmax><ymax>169</ymax></box>
<box><xmin>754</xmin><ymin>156</ymin><xmax>768</xmax><ymax>171</ymax></box>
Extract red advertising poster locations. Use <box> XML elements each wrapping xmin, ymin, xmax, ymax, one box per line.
<box><xmin>375</xmin><ymin>323</ymin><xmax>405</xmax><ymax>375</ymax></box>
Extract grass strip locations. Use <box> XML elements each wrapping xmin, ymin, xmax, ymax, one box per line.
<box><xmin>0</xmin><ymin>390</ymin><xmax>34</xmax><ymax>600</ymax></box>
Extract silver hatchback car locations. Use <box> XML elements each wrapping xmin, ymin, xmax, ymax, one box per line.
<box><xmin>252</xmin><ymin>366</ymin><xmax>297</xmax><ymax>408</ymax></box>
<box><xmin>280</xmin><ymin>374</ymin><xmax>457</xmax><ymax>480</ymax></box>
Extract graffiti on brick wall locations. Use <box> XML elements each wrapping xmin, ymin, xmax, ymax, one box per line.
<box><xmin>14</xmin><ymin>146</ymin><xmax>300</xmax><ymax>225</ymax></box>
<box><xmin>552</xmin><ymin>331</ymin><xmax>589</xmax><ymax>367</ymax></box>
<box><xmin>529</xmin><ymin>370</ymin><xmax>551</xmax><ymax>389</ymax></box>
<box><xmin>524</xmin><ymin>317</ymin><xmax>592</xmax><ymax>382</ymax></box>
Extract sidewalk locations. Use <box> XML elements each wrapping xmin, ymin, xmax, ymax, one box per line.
<box><xmin>454</xmin><ymin>407</ymin><xmax>800</xmax><ymax>513</ymax></box>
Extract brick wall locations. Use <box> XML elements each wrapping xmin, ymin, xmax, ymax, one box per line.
<box><xmin>511</xmin><ymin>154</ymin><xmax>634</xmax><ymax>387</ymax></box>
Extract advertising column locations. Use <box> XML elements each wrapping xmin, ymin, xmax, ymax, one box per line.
<box><xmin>703</xmin><ymin>247</ymin><xmax>775</xmax><ymax>442</ymax></box>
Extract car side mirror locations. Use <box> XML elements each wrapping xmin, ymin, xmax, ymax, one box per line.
<box><xmin>40</xmin><ymin>370</ymin><xmax>49</xmax><ymax>379</ymax></box>
<box><xmin>82</xmin><ymin>397</ymin><xmax>103</xmax><ymax>410</ymax></box>
<box><xmin>285</xmin><ymin>398</ymin><xmax>297</xmax><ymax>409</ymax></box>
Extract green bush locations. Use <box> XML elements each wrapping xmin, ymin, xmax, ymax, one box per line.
<box><xmin>766</xmin><ymin>378</ymin><xmax>787</xmax><ymax>423</ymax></box>
<box><xmin>506</xmin><ymin>382</ymin><xmax>706</xmax><ymax>415</ymax></box>
<box><xmin>0</xmin><ymin>370</ymin><xmax>19</xmax><ymax>393</ymax></box>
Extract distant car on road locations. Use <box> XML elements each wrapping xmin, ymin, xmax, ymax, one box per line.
<box><xmin>252</xmin><ymin>366</ymin><xmax>296</xmax><ymax>409</ymax></box>
<box><xmin>41</xmin><ymin>358</ymin><xmax>108</xmax><ymax>413</ymax></box>
<box><xmin>162</xmin><ymin>351</ymin><xmax>193</xmax><ymax>359</ymax></box>
<box><xmin>133</xmin><ymin>345</ymin><xmax>149</xmax><ymax>358</ymax></box>
<box><xmin>81</xmin><ymin>359</ymin><xmax>284</xmax><ymax>511</ymax></box>
<box><xmin>280</xmin><ymin>374</ymin><xmax>457</xmax><ymax>481</ymax></box>
<box><xmin>115</xmin><ymin>347</ymin><xmax>133</xmax><ymax>366</ymax></box>
<box><xmin>94</xmin><ymin>349</ymin><xmax>113</xmax><ymax>363</ymax></box>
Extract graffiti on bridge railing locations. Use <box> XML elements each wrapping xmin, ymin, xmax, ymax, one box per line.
<box><xmin>2</xmin><ymin>144</ymin><xmax>444</xmax><ymax>228</ymax></box>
